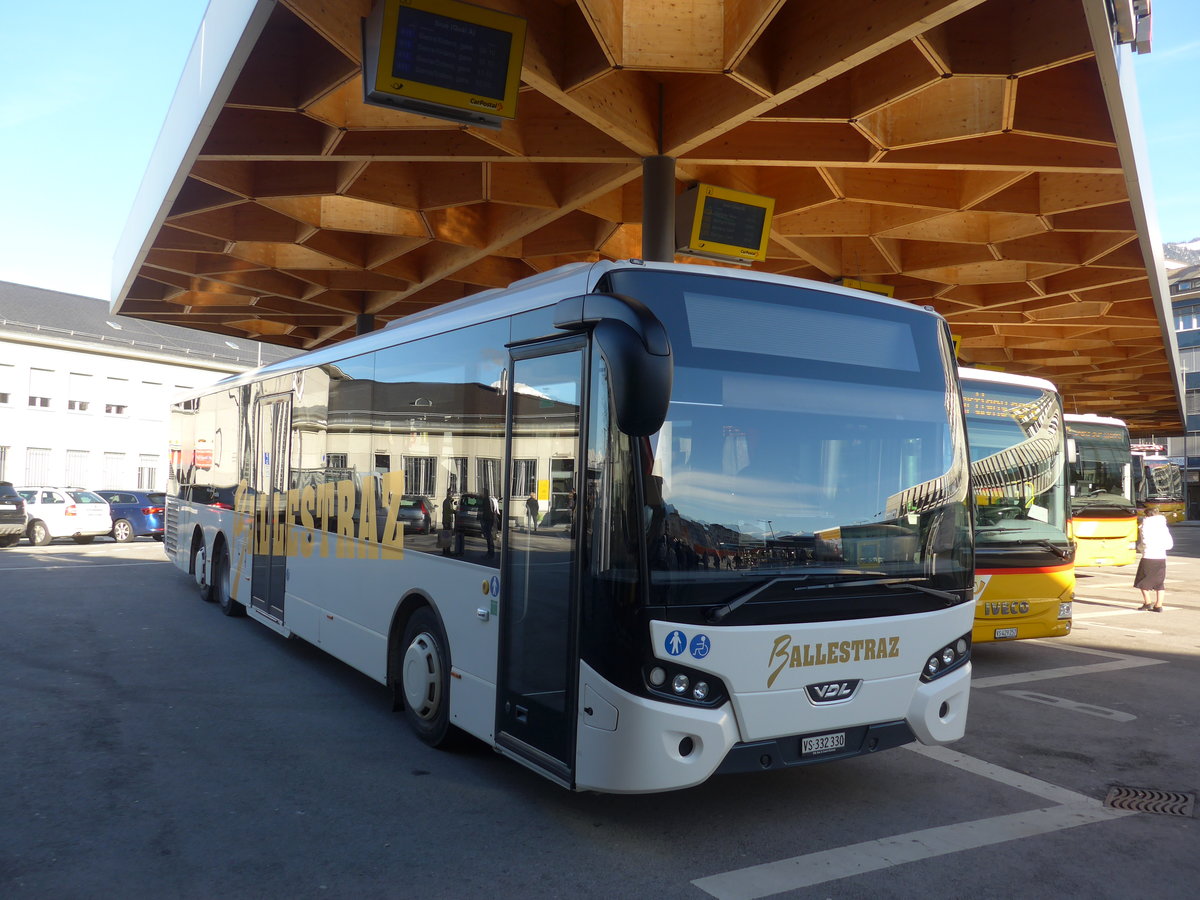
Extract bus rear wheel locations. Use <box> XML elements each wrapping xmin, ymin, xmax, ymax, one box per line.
<box><xmin>215</xmin><ymin>545</ymin><xmax>244</xmax><ymax>617</ymax></box>
<box><xmin>400</xmin><ymin>608</ymin><xmax>454</xmax><ymax>747</ymax></box>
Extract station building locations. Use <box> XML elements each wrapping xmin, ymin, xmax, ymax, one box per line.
<box><xmin>0</xmin><ymin>281</ymin><xmax>293</xmax><ymax>490</ymax></box>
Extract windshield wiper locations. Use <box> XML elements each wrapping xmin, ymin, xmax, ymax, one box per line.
<box><xmin>976</xmin><ymin>528</ymin><xmax>1072</xmax><ymax>560</ymax></box>
<box><xmin>706</xmin><ymin>575</ymin><xmax>812</xmax><ymax>623</ymax></box>
<box><xmin>705</xmin><ymin>574</ymin><xmax>957</xmax><ymax>623</ymax></box>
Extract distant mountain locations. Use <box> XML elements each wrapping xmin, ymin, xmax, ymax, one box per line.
<box><xmin>1164</xmin><ymin>239</ymin><xmax>1200</xmax><ymax>267</ymax></box>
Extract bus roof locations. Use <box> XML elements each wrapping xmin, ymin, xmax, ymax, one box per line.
<box><xmin>958</xmin><ymin>367</ymin><xmax>1060</xmax><ymax>394</ymax></box>
<box><xmin>1064</xmin><ymin>413</ymin><xmax>1129</xmax><ymax>428</ymax></box>
<box><xmin>174</xmin><ymin>259</ymin><xmax>948</xmax><ymax>399</ymax></box>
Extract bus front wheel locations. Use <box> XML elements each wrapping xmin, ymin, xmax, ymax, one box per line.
<box><xmin>400</xmin><ymin>608</ymin><xmax>454</xmax><ymax>747</ymax></box>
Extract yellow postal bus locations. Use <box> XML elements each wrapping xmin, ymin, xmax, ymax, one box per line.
<box><xmin>960</xmin><ymin>369</ymin><xmax>1073</xmax><ymax>643</ymax></box>
<box><xmin>1064</xmin><ymin>414</ymin><xmax>1137</xmax><ymax>567</ymax></box>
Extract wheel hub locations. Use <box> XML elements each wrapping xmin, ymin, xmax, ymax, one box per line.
<box><xmin>402</xmin><ymin>632</ymin><xmax>442</xmax><ymax>720</ymax></box>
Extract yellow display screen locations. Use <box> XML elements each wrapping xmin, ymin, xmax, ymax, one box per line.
<box><xmin>678</xmin><ymin>184</ymin><xmax>774</xmax><ymax>262</ymax></box>
<box><xmin>367</xmin><ymin>0</ymin><xmax>526</xmax><ymax>123</ymax></box>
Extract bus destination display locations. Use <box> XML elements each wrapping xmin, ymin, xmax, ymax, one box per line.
<box><xmin>361</xmin><ymin>0</ymin><xmax>526</xmax><ymax>129</ymax></box>
<box><xmin>391</xmin><ymin>6</ymin><xmax>510</xmax><ymax>101</ymax></box>
<box><xmin>697</xmin><ymin>196</ymin><xmax>767</xmax><ymax>252</ymax></box>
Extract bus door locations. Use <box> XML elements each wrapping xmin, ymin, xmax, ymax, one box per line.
<box><xmin>497</xmin><ymin>342</ymin><xmax>585</xmax><ymax>783</ymax></box>
<box><xmin>250</xmin><ymin>393</ymin><xmax>291</xmax><ymax>621</ymax></box>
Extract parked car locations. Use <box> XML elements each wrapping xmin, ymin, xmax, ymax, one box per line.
<box><xmin>16</xmin><ymin>487</ymin><xmax>113</xmax><ymax>545</ymax></box>
<box><xmin>95</xmin><ymin>490</ymin><xmax>166</xmax><ymax>542</ymax></box>
<box><xmin>454</xmin><ymin>492</ymin><xmax>498</xmax><ymax>535</ymax></box>
<box><xmin>396</xmin><ymin>495</ymin><xmax>433</xmax><ymax>534</ymax></box>
<box><xmin>0</xmin><ymin>481</ymin><xmax>26</xmax><ymax>548</ymax></box>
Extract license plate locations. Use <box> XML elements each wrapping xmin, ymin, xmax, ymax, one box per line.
<box><xmin>801</xmin><ymin>732</ymin><xmax>846</xmax><ymax>756</ymax></box>
<box><xmin>993</xmin><ymin>627</ymin><xmax>1018</xmax><ymax>639</ymax></box>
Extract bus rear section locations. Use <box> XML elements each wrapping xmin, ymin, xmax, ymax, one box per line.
<box><xmin>1065</xmin><ymin>414</ymin><xmax>1137</xmax><ymax>567</ymax></box>
<box><xmin>166</xmin><ymin>260</ymin><xmax>975</xmax><ymax>794</ymax></box>
<box><xmin>960</xmin><ymin>369</ymin><xmax>1073</xmax><ymax>643</ymax></box>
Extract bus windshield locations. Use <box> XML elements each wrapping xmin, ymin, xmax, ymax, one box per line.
<box><xmin>961</xmin><ymin>377</ymin><xmax>1069</xmax><ymax>548</ymax></box>
<box><xmin>1066</xmin><ymin>420</ymin><xmax>1132</xmax><ymax>511</ymax></box>
<box><xmin>603</xmin><ymin>269</ymin><xmax>972</xmax><ymax>608</ymax></box>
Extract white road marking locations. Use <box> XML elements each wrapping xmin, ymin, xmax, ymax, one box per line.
<box><xmin>1072</xmin><ymin>607</ymin><xmax>1147</xmax><ymax>619</ymax></box>
<box><xmin>693</xmin><ymin>803</ymin><xmax>1132</xmax><ymax>899</ymax></box>
<box><xmin>0</xmin><ymin>561</ymin><xmax>166</xmax><ymax>572</ymax></box>
<box><xmin>693</xmin><ymin>744</ymin><xmax>1136</xmax><ymax>898</ymax></box>
<box><xmin>999</xmin><ymin>690</ymin><xmax>1137</xmax><ymax>722</ymax></box>
<box><xmin>1073</xmin><ymin>620</ymin><xmax>1162</xmax><ymax>635</ymax></box>
<box><xmin>971</xmin><ymin>643</ymin><xmax>1165</xmax><ymax>689</ymax></box>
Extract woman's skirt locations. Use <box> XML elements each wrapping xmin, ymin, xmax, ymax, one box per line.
<box><xmin>1134</xmin><ymin>557</ymin><xmax>1167</xmax><ymax>591</ymax></box>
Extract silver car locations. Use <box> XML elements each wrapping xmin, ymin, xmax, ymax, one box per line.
<box><xmin>16</xmin><ymin>487</ymin><xmax>113</xmax><ymax>546</ymax></box>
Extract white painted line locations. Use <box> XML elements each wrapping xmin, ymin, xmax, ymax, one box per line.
<box><xmin>1072</xmin><ymin>608</ymin><xmax>1148</xmax><ymax>619</ymax></box>
<box><xmin>971</xmin><ymin>643</ymin><xmax>1166</xmax><ymax>689</ymax></box>
<box><xmin>903</xmin><ymin>744</ymin><xmax>1093</xmax><ymax>804</ymax></box>
<box><xmin>692</xmin><ymin>802</ymin><xmax>1135</xmax><ymax>899</ymax></box>
<box><xmin>0</xmin><ymin>561</ymin><xmax>166</xmax><ymax>572</ymax></box>
<box><xmin>1073</xmin><ymin>621</ymin><xmax>1162</xmax><ymax>635</ymax></box>
<box><xmin>999</xmin><ymin>690</ymin><xmax>1137</xmax><ymax>722</ymax></box>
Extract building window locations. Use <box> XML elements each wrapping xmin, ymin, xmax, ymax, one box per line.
<box><xmin>1180</xmin><ymin>347</ymin><xmax>1200</xmax><ymax>375</ymax></box>
<box><xmin>476</xmin><ymin>457</ymin><xmax>500</xmax><ymax>497</ymax></box>
<box><xmin>374</xmin><ymin>453</ymin><xmax>391</xmax><ymax>471</ymax></box>
<box><xmin>103</xmin><ymin>452</ymin><xmax>126</xmax><ymax>487</ymax></box>
<box><xmin>327</xmin><ymin>453</ymin><xmax>348</xmax><ymax>469</ymax></box>
<box><xmin>1175</xmin><ymin>304</ymin><xmax>1200</xmax><ymax>332</ymax></box>
<box><xmin>28</xmin><ymin>368</ymin><xmax>54</xmax><ymax>409</ymax></box>
<box><xmin>65</xmin><ymin>450</ymin><xmax>89</xmax><ymax>487</ymax></box>
<box><xmin>106</xmin><ymin>377</ymin><xmax>130</xmax><ymax>416</ymax></box>
<box><xmin>510</xmin><ymin>458</ymin><xmax>538</xmax><ymax>498</ymax></box>
<box><xmin>446</xmin><ymin>456</ymin><xmax>467</xmax><ymax>495</ymax></box>
<box><xmin>138</xmin><ymin>455</ymin><xmax>159</xmax><ymax>490</ymax></box>
<box><xmin>25</xmin><ymin>448</ymin><xmax>51</xmax><ymax>485</ymax></box>
<box><xmin>403</xmin><ymin>456</ymin><xmax>437</xmax><ymax>495</ymax></box>
<box><xmin>68</xmin><ymin>373</ymin><xmax>92</xmax><ymax>412</ymax></box>
<box><xmin>1186</xmin><ymin>390</ymin><xmax>1200</xmax><ymax>417</ymax></box>
<box><xmin>0</xmin><ymin>363</ymin><xmax>13</xmax><ymax>405</ymax></box>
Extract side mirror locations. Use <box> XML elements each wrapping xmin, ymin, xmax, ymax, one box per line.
<box><xmin>554</xmin><ymin>293</ymin><xmax>673</xmax><ymax>436</ymax></box>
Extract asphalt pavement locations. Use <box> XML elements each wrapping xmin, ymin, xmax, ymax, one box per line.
<box><xmin>0</xmin><ymin>532</ymin><xmax>1196</xmax><ymax>899</ymax></box>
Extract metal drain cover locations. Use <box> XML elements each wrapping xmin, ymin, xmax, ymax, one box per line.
<box><xmin>1105</xmin><ymin>786</ymin><xmax>1195</xmax><ymax>817</ymax></box>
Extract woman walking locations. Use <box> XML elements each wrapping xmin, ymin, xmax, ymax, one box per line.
<box><xmin>1134</xmin><ymin>505</ymin><xmax>1173</xmax><ymax>612</ymax></box>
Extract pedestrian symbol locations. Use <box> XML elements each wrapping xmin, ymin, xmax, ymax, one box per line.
<box><xmin>665</xmin><ymin>630</ymin><xmax>687</xmax><ymax>656</ymax></box>
<box><xmin>689</xmin><ymin>634</ymin><xmax>711</xmax><ymax>659</ymax></box>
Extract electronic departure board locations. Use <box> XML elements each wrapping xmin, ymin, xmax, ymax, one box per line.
<box><xmin>675</xmin><ymin>183</ymin><xmax>774</xmax><ymax>263</ymax></box>
<box><xmin>362</xmin><ymin>0</ymin><xmax>526</xmax><ymax>130</ymax></box>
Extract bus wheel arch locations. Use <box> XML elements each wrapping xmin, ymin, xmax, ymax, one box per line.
<box><xmin>389</xmin><ymin>596</ymin><xmax>457</xmax><ymax>748</ymax></box>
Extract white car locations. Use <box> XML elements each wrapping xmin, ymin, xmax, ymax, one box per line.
<box><xmin>16</xmin><ymin>487</ymin><xmax>113</xmax><ymax>546</ymax></box>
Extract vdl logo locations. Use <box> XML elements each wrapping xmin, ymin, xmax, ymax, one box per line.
<box><xmin>806</xmin><ymin>679</ymin><xmax>861</xmax><ymax>704</ymax></box>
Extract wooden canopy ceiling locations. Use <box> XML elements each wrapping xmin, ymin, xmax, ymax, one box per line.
<box><xmin>115</xmin><ymin>0</ymin><xmax>1183</xmax><ymax>434</ymax></box>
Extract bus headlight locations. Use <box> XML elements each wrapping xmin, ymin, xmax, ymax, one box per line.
<box><xmin>643</xmin><ymin>662</ymin><xmax>728</xmax><ymax>708</ymax></box>
<box><xmin>921</xmin><ymin>633</ymin><xmax>971</xmax><ymax>683</ymax></box>
<box><xmin>1058</xmin><ymin>602</ymin><xmax>1073</xmax><ymax>620</ymax></box>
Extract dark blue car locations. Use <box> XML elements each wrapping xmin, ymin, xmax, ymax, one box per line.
<box><xmin>96</xmin><ymin>490</ymin><xmax>166</xmax><ymax>542</ymax></box>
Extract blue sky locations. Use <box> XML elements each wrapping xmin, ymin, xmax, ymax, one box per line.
<box><xmin>0</xmin><ymin>0</ymin><xmax>1196</xmax><ymax>302</ymax></box>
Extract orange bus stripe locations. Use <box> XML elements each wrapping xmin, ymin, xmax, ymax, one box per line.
<box><xmin>977</xmin><ymin>564</ymin><xmax>1074</xmax><ymax>576</ymax></box>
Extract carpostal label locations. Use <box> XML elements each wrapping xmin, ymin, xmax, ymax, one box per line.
<box><xmin>767</xmin><ymin>633</ymin><xmax>901</xmax><ymax>689</ymax></box>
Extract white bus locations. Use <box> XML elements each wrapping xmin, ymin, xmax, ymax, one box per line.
<box><xmin>166</xmin><ymin>260</ymin><xmax>974</xmax><ymax>793</ymax></box>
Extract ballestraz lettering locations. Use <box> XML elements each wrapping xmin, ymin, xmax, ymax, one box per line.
<box><xmin>767</xmin><ymin>634</ymin><xmax>900</xmax><ymax>688</ymax></box>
